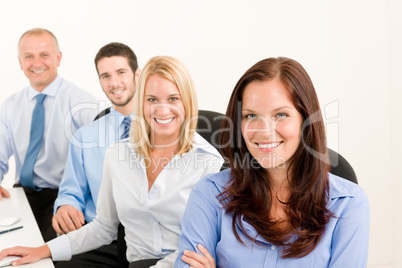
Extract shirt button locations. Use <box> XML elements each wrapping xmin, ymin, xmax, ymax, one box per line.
<box><xmin>271</xmin><ymin>245</ymin><xmax>276</xmax><ymax>251</ymax></box>
<box><xmin>153</xmin><ymin>222</ymin><xmax>157</xmax><ymax>227</ymax></box>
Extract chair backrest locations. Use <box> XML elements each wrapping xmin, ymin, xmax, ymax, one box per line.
<box><xmin>94</xmin><ymin>107</ymin><xmax>111</xmax><ymax>121</ymax></box>
<box><xmin>196</xmin><ymin>110</ymin><xmax>358</xmax><ymax>184</ymax></box>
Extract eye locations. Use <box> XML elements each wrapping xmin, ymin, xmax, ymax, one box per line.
<box><xmin>276</xmin><ymin>113</ymin><xmax>288</xmax><ymax>119</ymax></box>
<box><xmin>169</xmin><ymin>97</ymin><xmax>179</xmax><ymax>101</ymax></box>
<box><xmin>118</xmin><ymin>71</ymin><xmax>126</xmax><ymax>75</ymax></box>
<box><xmin>41</xmin><ymin>53</ymin><xmax>48</xmax><ymax>57</ymax></box>
<box><xmin>101</xmin><ymin>74</ymin><xmax>110</xmax><ymax>79</ymax></box>
<box><xmin>244</xmin><ymin>114</ymin><xmax>257</xmax><ymax>119</ymax></box>
<box><xmin>147</xmin><ymin>98</ymin><xmax>157</xmax><ymax>102</ymax></box>
<box><xmin>25</xmin><ymin>55</ymin><xmax>32</xmax><ymax>59</ymax></box>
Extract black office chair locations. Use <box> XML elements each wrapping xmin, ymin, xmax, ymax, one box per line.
<box><xmin>196</xmin><ymin>110</ymin><xmax>358</xmax><ymax>184</ymax></box>
<box><xmin>94</xmin><ymin>107</ymin><xmax>111</xmax><ymax>121</ymax></box>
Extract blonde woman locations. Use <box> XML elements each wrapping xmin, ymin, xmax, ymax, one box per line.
<box><xmin>0</xmin><ymin>56</ymin><xmax>223</xmax><ymax>268</ymax></box>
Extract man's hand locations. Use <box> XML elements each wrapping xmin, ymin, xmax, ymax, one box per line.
<box><xmin>52</xmin><ymin>205</ymin><xmax>85</xmax><ymax>235</ymax></box>
<box><xmin>0</xmin><ymin>186</ymin><xmax>10</xmax><ymax>201</ymax></box>
<box><xmin>0</xmin><ymin>245</ymin><xmax>51</xmax><ymax>266</ymax></box>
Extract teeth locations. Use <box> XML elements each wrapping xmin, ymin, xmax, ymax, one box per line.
<box><xmin>112</xmin><ymin>90</ymin><xmax>123</xmax><ymax>95</ymax></box>
<box><xmin>155</xmin><ymin>118</ymin><xmax>174</xmax><ymax>124</ymax></box>
<box><xmin>257</xmin><ymin>142</ymin><xmax>281</xmax><ymax>149</ymax></box>
<box><xmin>32</xmin><ymin>70</ymin><xmax>45</xmax><ymax>74</ymax></box>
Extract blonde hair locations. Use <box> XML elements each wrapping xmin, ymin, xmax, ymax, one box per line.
<box><xmin>130</xmin><ymin>56</ymin><xmax>198</xmax><ymax>163</ymax></box>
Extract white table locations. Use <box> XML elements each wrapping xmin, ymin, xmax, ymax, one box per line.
<box><xmin>0</xmin><ymin>188</ymin><xmax>54</xmax><ymax>267</ymax></box>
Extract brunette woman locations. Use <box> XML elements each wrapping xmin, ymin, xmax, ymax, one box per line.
<box><xmin>175</xmin><ymin>57</ymin><xmax>369</xmax><ymax>267</ymax></box>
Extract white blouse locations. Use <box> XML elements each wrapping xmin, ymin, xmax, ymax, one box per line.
<box><xmin>47</xmin><ymin>133</ymin><xmax>223</xmax><ymax>267</ymax></box>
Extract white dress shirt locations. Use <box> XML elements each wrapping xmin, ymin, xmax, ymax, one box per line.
<box><xmin>47</xmin><ymin>132</ymin><xmax>223</xmax><ymax>267</ymax></box>
<box><xmin>0</xmin><ymin>75</ymin><xmax>98</xmax><ymax>188</ymax></box>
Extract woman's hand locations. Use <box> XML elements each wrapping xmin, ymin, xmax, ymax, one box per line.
<box><xmin>0</xmin><ymin>245</ymin><xmax>51</xmax><ymax>266</ymax></box>
<box><xmin>181</xmin><ymin>244</ymin><xmax>216</xmax><ymax>268</ymax></box>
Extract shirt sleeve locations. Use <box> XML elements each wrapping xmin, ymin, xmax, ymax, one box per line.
<box><xmin>53</xmin><ymin>129</ymin><xmax>88</xmax><ymax>215</ymax></box>
<box><xmin>46</xmin><ymin>235</ymin><xmax>72</xmax><ymax>261</ymax></box>
<box><xmin>329</xmin><ymin>186</ymin><xmax>370</xmax><ymax>267</ymax></box>
<box><xmin>47</xmin><ymin>147</ymin><xmax>120</xmax><ymax>260</ymax></box>
<box><xmin>174</xmin><ymin>177</ymin><xmax>220</xmax><ymax>268</ymax></box>
<box><xmin>0</xmin><ymin>100</ymin><xmax>12</xmax><ymax>182</ymax></box>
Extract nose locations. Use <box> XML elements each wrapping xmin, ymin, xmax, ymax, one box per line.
<box><xmin>258</xmin><ymin>117</ymin><xmax>277</xmax><ymax>133</ymax></box>
<box><xmin>32</xmin><ymin>57</ymin><xmax>43</xmax><ymax>67</ymax></box>
<box><xmin>246</xmin><ymin>117</ymin><xmax>276</xmax><ymax>136</ymax></box>
<box><xmin>109</xmin><ymin>74</ymin><xmax>120</xmax><ymax>88</ymax></box>
<box><xmin>153</xmin><ymin>103</ymin><xmax>171</xmax><ymax>117</ymax></box>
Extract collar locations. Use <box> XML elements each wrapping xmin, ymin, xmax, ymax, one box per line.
<box><xmin>107</xmin><ymin>106</ymin><xmax>133</xmax><ymax>131</ymax></box>
<box><xmin>189</xmin><ymin>132</ymin><xmax>222</xmax><ymax>159</ymax></box>
<box><xmin>328</xmin><ymin>173</ymin><xmax>356</xmax><ymax>200</ymax></box>
<box><xmin>28</xmin><ymin>75</ymin><xmax>62</xmax><ymax>100</ymax></box>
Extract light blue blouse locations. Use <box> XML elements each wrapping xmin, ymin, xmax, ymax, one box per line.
<box><xmin>175</xmin><ymin>169</ymin><xmax>369</xmax><ymax>268</ymax></box>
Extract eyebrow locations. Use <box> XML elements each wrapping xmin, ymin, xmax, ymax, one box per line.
<box><xmin>272</xmin><ymin>106</ymin><xmax>294</xmax><ymax>111</ymax></box>
<box><xmin>145</xmin><ymin>93</ymin><xmax>181</xmax><ymax>98</ymax></box>
<box><xmin>242</xmin><ymin>106</ymin><xmax>294</xmax><ymax>113</ymax></box>
<box><xmin>116</xmin><ymin>68</ymin><xmax>128</xmax><ymax>72</ymax></box>
<box><xmin>21</xmin><ymin>51</ymin><xmax>48</xmax><ymax>56</ymax></box>
<box><xmin>99</xmin><ymin>68</ymin><xmax>128</xmax><ymax>78</ymax></box>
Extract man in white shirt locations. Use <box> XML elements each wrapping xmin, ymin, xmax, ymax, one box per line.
<box><xmin>52</xmin><ymin>42</ymin><xmax>140</xmax><ymax>268</ymax></box>
<box><xmin>0</xmin><ymin>28</ymin><xmax>98</xmax><ymax>242</ymax></box>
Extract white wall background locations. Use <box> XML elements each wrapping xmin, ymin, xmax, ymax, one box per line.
<box><xmin>0</xmin><ymin>0</ymin><xmax>400</xmax><ymax>267</ymax></box>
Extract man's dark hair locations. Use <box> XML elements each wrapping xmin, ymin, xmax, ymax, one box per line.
<box><xmin>94</xmin><ymin>42</ymin><xmax>138</xmax><ymax>74</ymax></box>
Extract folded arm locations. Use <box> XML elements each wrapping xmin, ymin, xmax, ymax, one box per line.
<box><xmin>175</xmin><ymin>179</ymin><xmax>220</xmax><ymax>267</ymax></box>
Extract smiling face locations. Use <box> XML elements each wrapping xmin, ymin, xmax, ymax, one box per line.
<box><xmin>241</xmin><ymin>79</ymin><xmax>303</xmax><ymax>171</ymax></box>
<box><xmin>18</xmin><ymin>32</ymin><xmax>61</xmax><ymax>92</ymax></box>
<box><xmin>143</xmin><ymin>74</ymin><xmax>185</xmax><ymax>146</ymax></box>
<box><xmin>98</xmin><ymin>56</ymin><xmax>138</xmax><ymax>115</ymax></box>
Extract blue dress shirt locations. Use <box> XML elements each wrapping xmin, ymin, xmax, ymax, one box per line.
<box><xmin>0</xmin><ymin>76</ymin><xmax>98</xmax><ymax>189</ymax></box>
<box><xmin>175</xmin><ymin>169</ymin><xmax>370</xmax><ymax>268</ymax></box>
<box><xmin>54</xmin><ymin>107</ymin><xmax>131</xmax><ymax>222</ymax></box>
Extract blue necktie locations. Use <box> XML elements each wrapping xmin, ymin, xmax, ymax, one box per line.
<box><xmin>121</xmin><ymin>116</ymin><xmax>131</xmax><ymax>139</ymax></box>
<box><xmin>20</xmin><ymin>94</ymin><xmax>47</xmax><ymax>190</ymax></box>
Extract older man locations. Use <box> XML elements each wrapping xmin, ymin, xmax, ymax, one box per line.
<box><xmin>0</xmin><ymin>28</ymin><xmax>98</xmax><ymax>242</ymax></box>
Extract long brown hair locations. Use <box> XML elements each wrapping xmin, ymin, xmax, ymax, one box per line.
<box><xmin>219</xmin><ymin>57</ymin><xmax>331</xmax><ymax>258</ymax></box>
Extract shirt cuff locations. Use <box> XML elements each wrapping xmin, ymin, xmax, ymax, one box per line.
<box><xmin>46</xmin><ymin>235</ymin><xmax>72</xmax><ymax>261</ymax></box>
